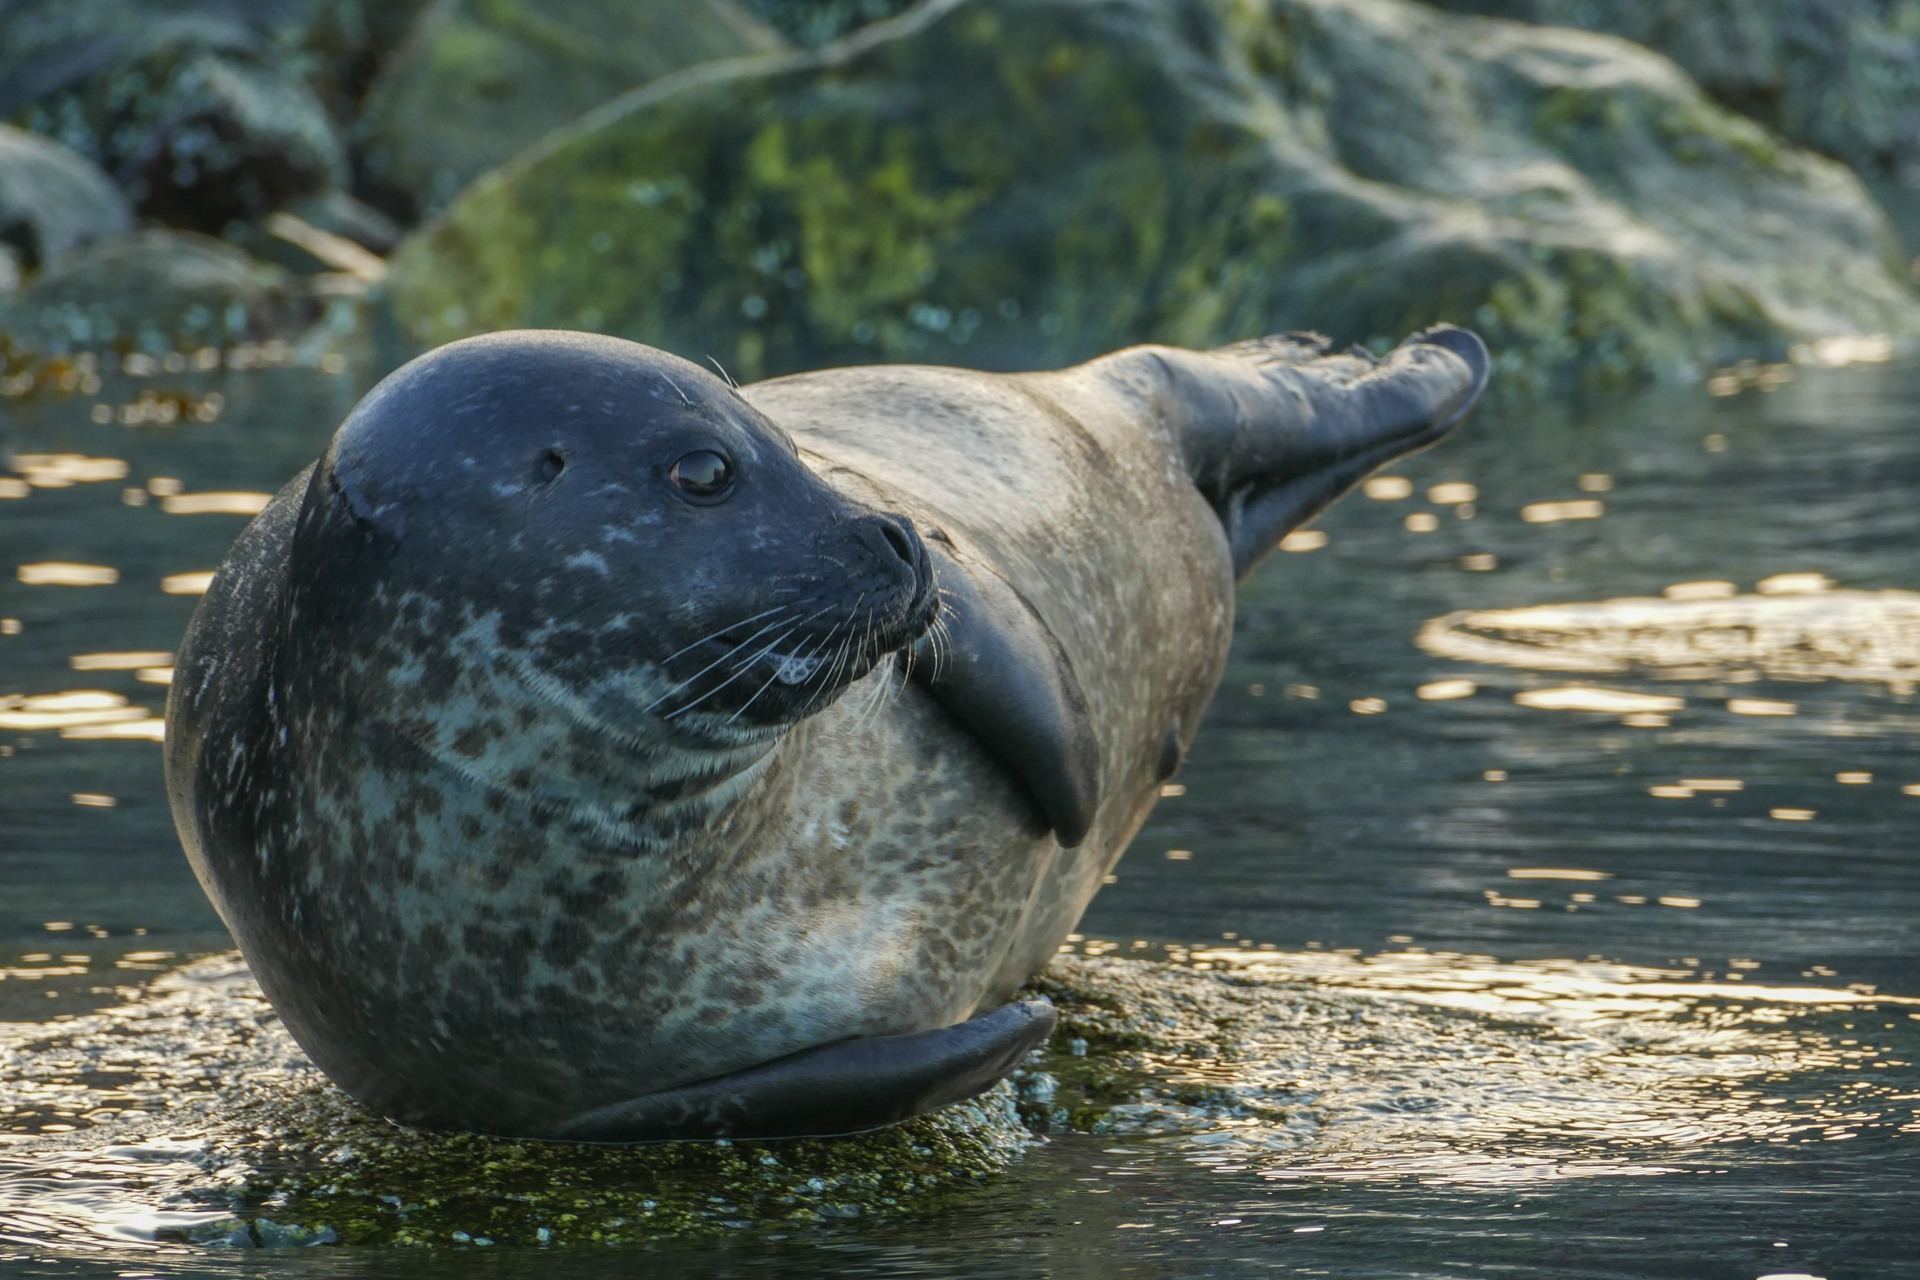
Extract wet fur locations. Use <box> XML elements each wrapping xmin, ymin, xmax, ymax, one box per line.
<box><xmin>166</xmin><ymin>329</ymin><xmax>1486</xmax><ymax>1136</ymax></box>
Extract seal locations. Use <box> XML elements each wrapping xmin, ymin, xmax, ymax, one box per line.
<box><xmin>165</xmin><ymin>324</ymin><xmax>1488</xmax><ymax>1141</ymax></box>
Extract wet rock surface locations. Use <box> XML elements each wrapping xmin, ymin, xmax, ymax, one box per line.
<box><xmin>387</xmin><ymin>0</ymin><xmax>1920</xmax><ymax>391</ymax></box>
<box><xmin>0</xmin><ymin>126</ymin><xmax>133</xmax><ymax>283</ymax></box>
<box><xmin>0</xmin><ymin>954</ymin><xmax>1040</xmax><ymax>1248</ymax></box>
<box><xmin>3</xmin><ymin>945</ymin><xmax>1910</xmax><ymax>1254</ymax></box>
<box><xmin>2</xmin><ymin>0</ymin><xmax>1917</xmax><ymax>388</ymax></box>
<box><xmin>1</xmin><ymin>2</ymin><xmax>347</xmax><ymax>233</ymax></box>
<box><xmin>1429</xmin><ymin>0</ymin><xmax>1920</xmax><ymax>183</ymax></box>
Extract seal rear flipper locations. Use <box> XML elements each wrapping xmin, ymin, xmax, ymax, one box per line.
<box><xmin>548</xmin><ymin>1000</ymin><xmax>1057</xmax><ymax>1142</ymax></box>
<box><xmin>1104</xmin><ymin>324</ymin><xmax>1489</xmax><ymax>579</ymax></box>
<box><xmin>1220</xmin><ymin>326</ymin><xmax>1489</xmax><ymax>577</ymax></box>
<box><xmin>905</xmin><ymin>542</ymin><xmax>1101</xmax><ymax>847</ymax></box>
<box><xmin>1224</xmin><ymin>326</ymin><xmax>1489</xmax><ymax>577</ymax></box>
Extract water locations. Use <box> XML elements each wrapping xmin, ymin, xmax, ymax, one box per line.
<box><xmin>2</xmin><ymin>348</ymin><xmax>1917</xmax><ymax>1277</ymax></box>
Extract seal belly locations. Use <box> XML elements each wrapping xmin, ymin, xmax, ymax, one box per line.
<box><xmin>220</xmin><ymin>660</ymin><xmax>1064</xmax><ymax>1137</ymax></box>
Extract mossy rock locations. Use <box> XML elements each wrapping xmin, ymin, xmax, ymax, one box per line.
<box><xmin>0</xmin><ymin>124</ymin><xmax>131</xmax><ymax>274</ymax></box>
<box><xmin>1428</xmin><ymin>0</ymin><xmax>1920</xmax><ymax>183</ymax></box>
<box><xmin>1</xmin><ymin>2</ymin><xmax>347</xmax><ymax>233</ymax></box>
<box><xmin>0</xmin><ymin>954</ymin><xmax>1039</xmax><ymax>1250</ymax></box>
<box><xmin>354</xmin><ymin>0</ymin><xmax>789</xmax><ymax>220</ymax></box>
<box><xmin>388</xmin><ymin>0</ymin><xmax>1920</xmax><ymax>393</ymax></box>
<box><xmin>737</xmin><ymin>0</ymin><xmax>922</xmax><ymax>48</ymax></box>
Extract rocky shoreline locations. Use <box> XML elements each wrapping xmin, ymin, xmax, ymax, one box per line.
<box><xmin>2</xmin><ymin>0</ymin><xmax>1917</xmax><ymax>392</ymax></box>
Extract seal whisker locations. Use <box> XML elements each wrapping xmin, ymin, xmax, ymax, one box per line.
<box><xmin>661</xmin><ymin>374</ymin><xmax>695</xmax><ymax>407</ymax></box>
<box><xmin>641</xmin><ymin>612</ymin><xmax>797</xmax><ymax>713</ymax></box>
<box><xmin>848</xmin><ymin>660</ymin><xmax>891</xmax><ymax>737</ymax></box>
<box><xmin>663</xmin><ymin>626</ymin><xmax>802</xmax><ymax>719</ymax></box>
<box><xmin>930</xmin><ymin>608</ymin><xmax>958</xmax><ymax>681</ymax></box>
<box><xmin>849</xmin><ymin>643</ymin><xmax>898</xmax><ymax>734</ymax></box>
<box><xmin>879</xmin><ymin>646</ymin><xmax>913</xmax><ymax>724</ymax></box>
<box><xmin>814</xmin><ymin>620</ymin><xmax>858</xmax><ymax>704</ymax></box>
<box><xmin>656</xmin><ymin>605</ymin><xmax>789</xmax><ymax>668</ymax></box>
<box><xmin>721</xmin><ymin>604</ymin><xmax>835</xmax><ymax>673</ymax></box>
<box><xmin>892</xmin><ymin>640</ymin><xmax>914</xmax><ymax>703</ymax></box>
<box><xmin>725</xmin><ymin>670</ymin><xmax>785</xmax><ymax>724</ymax></box>
<box><xmin>724</xmin><ymin>615</ymin><xmax>844</xmax><ymax>725</ymax></box>
<box><xmin>705</xmin><ymin>356</ymin><xmax>738</xmax><ymax>389</ymax></box>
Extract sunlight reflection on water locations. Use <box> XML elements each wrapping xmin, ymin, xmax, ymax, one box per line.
<box><xmin>1036</xmin><ymin>947</ymin><xmax>1919</xmax><ymax>1189</ymax></box>
<box><xmin>4</xmin><ymin>353</ymin><xmax>1920</xmax><ymax>1274</ymax></box>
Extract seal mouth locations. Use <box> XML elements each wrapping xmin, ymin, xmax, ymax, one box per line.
<box><xmin>658</xmin><ymin>526</ymin><xmax>938</xmax><ymax>724</ymax></box>
<box><xmin>544</xmin><ymin>1000</ymin><xmax>1057</xmax><ymax>1143</ymax></box>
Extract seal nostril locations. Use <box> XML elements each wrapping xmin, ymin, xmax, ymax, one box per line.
<box><xmin>880</xmin><ymin>521</ymin><xmax>916</xmax><ymax>566</ymax></box>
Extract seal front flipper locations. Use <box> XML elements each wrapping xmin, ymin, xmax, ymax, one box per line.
<box><xmin>550</xmin><ymin>1000</ymin><xmax>1057</xmax><ymax>1141</ymax></box>
<box><xmin>905</xmin><ymin>540</ymin><xmax>1101</xmax><ymax>847</ymax></box>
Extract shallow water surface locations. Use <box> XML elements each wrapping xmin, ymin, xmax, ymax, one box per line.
<box><xmin>1</xmin><ymin>351</ymin><xmax>1917</xmax><ymax>1278</ymax></box>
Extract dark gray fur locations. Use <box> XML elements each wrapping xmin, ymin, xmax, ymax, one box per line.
<box><xmin>166</xmin><ymin>326</ymin><xmax>1487</xmax><ymax>1140</ymax></box>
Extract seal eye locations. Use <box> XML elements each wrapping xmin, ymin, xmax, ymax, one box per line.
<box><xmin>538</xmin><ymin>449</ymin><xmax>566</xmax><ymax>483</ymax></box>
<box><xmin>669</xmin><ymin>450</ymin><xmax>733</xmax><ymax>501</ymax></box>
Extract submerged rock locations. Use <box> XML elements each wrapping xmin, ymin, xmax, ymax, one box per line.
<box><xmin>0</xmin><ymin>125</ymin><xmax>132</xmax><ymax>277</ymax></box>
<box><xmin>1428</xmin><ymin>0</ymin><xmax>1920</xmax><ymax>183</ymax></box>
<box><xmin>1418</xmin><ymin>584</ymin><xmax>1920</xmax><ymax>689</ymax></box>
<box><xmin>387</xmin><ymin>0</ymin><xmax>1920</xmax><ymax>391</ymax></box>
<box><xmin>354</xmin><ymin>0</ymin><xmax>788</xmax><ymax>221</ymax></box>
<box><xmin>0</xmin><ymin>229</ymin><xmax>309</xmax><ymax>354</ymax></box>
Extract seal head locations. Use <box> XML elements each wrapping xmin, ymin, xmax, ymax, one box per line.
<box><xmin>312</xmin><ymin>331</ymin><xmax>935</xmax><ymax>738</ymax></box>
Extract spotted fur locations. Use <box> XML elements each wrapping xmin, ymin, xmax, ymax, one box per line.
<box><xmin>165</xmin><ymin>327</ymin><xmax>1487</xmax><ymax>1136</ymax></box>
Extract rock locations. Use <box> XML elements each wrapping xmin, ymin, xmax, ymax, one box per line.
<box><xmin>0</xmin><ymin>953</ymin><xmax>1038</xmax><ymax>1249</ymax></box>
<box><xmin>0</xmin><ymin>125</ymin><xmax>132</xmax><ymax>272</ymax></box>
<box><xmin>1417</xmin><ymin>586</ymin><xmax>1920</xmax><ymax>688</ymax></box>
<box><xmin>2</xmin><ymin>1</ymin><xmax>347</xmax><ymax>232</ymax></box>
<box><xmin>295</xmin><ymin>0</ymin><xmax>439</xmax><ymax>139</ymax></box>
<box><xmin>1426</xmin><ymin>0</ymin><xmax>1920</xmax><ymax>182</ymax></box>
<box><xmin>737</xmin><ymin>0</ymin><xmax>919</xmax><ymax>47</ymax></box>
<box><xmin>282</xmin><ymin>187</ymin><xmax>403</xmax><ymax>254</ymax></box>
<box><xmin>0</xmin><ymin>228</ymin><xmax>310</xmax><ymax>354</ymax></box>
<box><xmin>387</xmin><ymin>0</ymin><xmax>1920</xmax><ymax>392</ymax></box>
<box><xmin>353</xmin><ymin>0</ymin><xmax>788</xmax><ymax>221</ymax></box>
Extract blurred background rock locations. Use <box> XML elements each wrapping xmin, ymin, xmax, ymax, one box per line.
<box><xmin>2</xmin><ymin>0</ymin><xmax>1918</xmax><ymax>391</ymax></box>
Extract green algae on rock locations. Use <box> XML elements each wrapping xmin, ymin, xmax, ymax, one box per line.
<box><xmin>387</xmin><ymin>0</ymin><xmax>1920</xmax><ymax>392</ymax></box>
<box><xmin>739</xmin><ymin>0</ymin><xmax>920</xmax><ymax>48</ymax></box>
<box><xmin>354</xmin><ymin>0</ymin><xmax>789</xmax><ymax>221</ymax></box>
